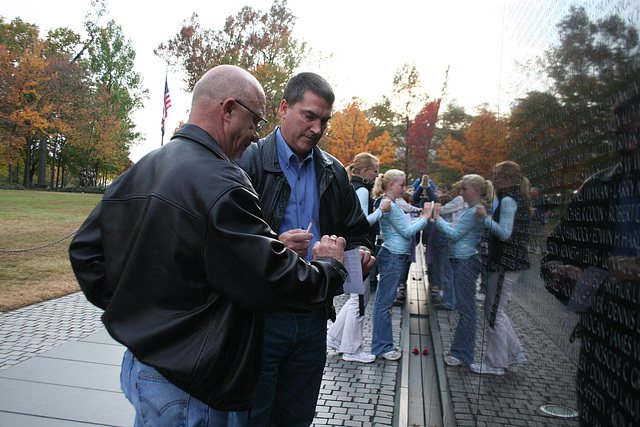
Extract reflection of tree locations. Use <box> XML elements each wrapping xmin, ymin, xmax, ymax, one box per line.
<box><xmin>508</xmin><ymin>6</ymin><xmax>640</xmax><ymax>200</ymax></box>
<box><xmin>430</xmin><ymin>102</ymin><xmax>472</xmax><ymax>183</ymax></box>
<box><xmin>436</xmin><ymin>104</ymin><xmax>506</xmax><ymax>179</ymax></box>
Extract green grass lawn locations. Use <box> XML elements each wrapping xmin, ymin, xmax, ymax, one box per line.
<box><xmin>0</xmin><ymin>189</ymin><xmax>102</xmax><ymax>311</ymax></box>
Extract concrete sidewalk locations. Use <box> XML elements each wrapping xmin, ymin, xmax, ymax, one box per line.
<box><xmin>0</xmin><ymin>291</ymin><xmax>406</xmax><ymax>426</ymax></box>
<box><xmin>0</xmin><ymin>250</ymin><xmax>582</xmax><ymax>426</ymax></box>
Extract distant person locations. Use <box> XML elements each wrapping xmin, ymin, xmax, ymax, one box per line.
<box><xmin>371</xmin><ymin>169</ymin><xmax>432</xmax><ymax>360</ymax></box>
<box><xmin>413</xmin><ymin>174</ymin><xmax>439</xmax><ymax>286</ymax></box>
<box><xmin>69</xmin><ymin>65</ymin><xmax>349</xmax><ymax>426</ymax></box>
<box><xmin>328</xmin><ymin>153</ymin><xmax>391</xmax><ymax>364</ymax></box>
<box><xmin>472</xmin><ymin>161</ymin><xmax>532</xmax><ymax>375</ymax></box>
<box><xmin>235</xmin><ymin>72</ymin><xmax>372</xmax><ymax>426</ymax></box>
<box><xmin>529</xmin><ymin>187</ymin><xmax>552</xmax><ymax>253</ymax></box>
<box><xmin>541</xmin><ymin>87</ymin><xmax>640</xmax><ymax>427</ymax></box>
<box><xmin>432</xmin><ymin>174</ymin><xmax>493</xmax><ymax>368</ymax></box>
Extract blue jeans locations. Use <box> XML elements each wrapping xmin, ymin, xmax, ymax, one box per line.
<box><xmin>372</xmin><ymin>247</ymin><xmax>408</xmax><ymax>355</ymax></box>
<box><xmin>432</xmin><ymin>229</ymin><xmax>455</xmax><ymax>308</ymax></box>
<box><xmin>120</xmin><ymin>349</ymin><xmax>247</xmax><ymax>427</ymax></box>
<box><xmin>244</xmin><ymin>310</ymin><xmax>327</xmax><ymax>427</ymax></box>
<box><xmin>449</xmin><ymin>254</ymin><xmax>481</xmax><ymax>365</ymax></box>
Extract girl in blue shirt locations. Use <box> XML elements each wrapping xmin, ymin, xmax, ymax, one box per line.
<box><xmin>371</xmin><ymin>169</ymin><xmax>431</xmax><ymax>360</ymax></box>
<box><xmin>433</xmin><ymin>174</ymin><xmax>494</xmax><ymax>367</ymax></box>
<box><xmin>471</xmin><ymin>161</ymin><xmax>532</xmax><ymax>375</ymax></box>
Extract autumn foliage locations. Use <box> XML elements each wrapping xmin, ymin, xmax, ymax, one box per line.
<box><xmin>0</xmin><ymin>12</ymin><xmax>141</xmax><ymax>188</ymax></box>
<box><xmin>320</xmin><ymin>98</ymin><xmax>395</xmax><ymax>167</ymax></box>
<box><xmin>434</xmin><ymin>104</ymin><xmax>506</xmax><ymax>178</ymax></box>
<box><xmin>406</xmin><ymin>99</ymin><xmax>441</xmax><ymax>172</ymax></box>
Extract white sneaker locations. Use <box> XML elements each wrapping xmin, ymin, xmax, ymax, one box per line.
<box><xmin>327</xmin><ymin>336</ymin><xmax>342</xmax><ymax>352</ymax></box>
<box><xmin>380</xmin><ymin>350</ymin><xmax>402</xmax><ymax>360</ymax></box>
<box><xmin>470</xmin><ymin>362</ymin><xmax>505</xmax><ymax>375</ymax></box>
<box><xmin>444</xmin><ymin>354</ymin><xmax>464</xmax><ymax>366</ymax></box>
<box><xmin>343</xmin><ymin>351</ymin><xmax>376</xmax><ymax>363</ymax></box>
<box><xmin>508</xmin><ymin>352</ymin><xmax>527</xmax><ymax>365</ymax></box>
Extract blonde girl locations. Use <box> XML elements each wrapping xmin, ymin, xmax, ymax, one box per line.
<box><xmin>328</xmin><ymin>153</ymin><xmax>391</xmax><ymax>363</ymax></box>
<box><xmin>371</xmin><ymin>169</ymin><xmax>431</xmax><ymax>360</ymax></box>
<box><xmin>471</xmin><ymin>161</ymin><xmax>532</xmax><ymax>375</ymax></box>
<box><xmin>432</xmin><ymin>174</ymin><xmax>493</xmax><ymax>367</ymax></box>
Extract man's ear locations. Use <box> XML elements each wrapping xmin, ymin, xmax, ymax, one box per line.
<box><xmin>221</xmin><ymin>98</ymin><xmax>235</xmax><ymax>122</ymax></box>
<box><xmin>279</xmin><ymin>99</ymin><xmax>289</xmax><ymax>120</ymax></box>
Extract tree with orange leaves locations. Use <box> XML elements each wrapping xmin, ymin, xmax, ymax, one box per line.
<box><xmin>434</xmin><ymin>104</ymin><xmax>506</xmax><ymax>178</ymax></box>
<box><xmin>320</xmin><ymin>98</ymin><xmax>395</xmax><ymax>167</ymax></box>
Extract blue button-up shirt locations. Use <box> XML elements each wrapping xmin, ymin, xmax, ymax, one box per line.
<box><xmin>276</xmin><ymin>129</ymin><xmax>320</xmax><ymax>261</ymax></box>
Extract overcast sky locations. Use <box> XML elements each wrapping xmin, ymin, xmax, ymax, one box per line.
<box><xmin>4</xmin><ymin>0</ymin><xmax>569</xmax><ymax>162</ymax></box>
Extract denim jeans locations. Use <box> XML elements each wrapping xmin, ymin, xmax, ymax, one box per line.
<box><xmin>120</xmin><ymin>349</ymin><xmax>247</xmax><ymax>427</ymax></box>
<box><xmin>449</xmin><ymin>254</ymin><xmax>481</xmax><ymax>365</ymax></box>
<box><xmin>244</xmin><ymin>310</ymin><xmax>327</xmax><ymax>427</ymax></box>
<box><xmin>432</xmin><ymin>229</ymin><xmax>455</xmax><ymax>309</ymax></box>
<box><xmin>372</xmin><ymin>247</ymin><xmax>408</xmax><ymax>355</ymax></box>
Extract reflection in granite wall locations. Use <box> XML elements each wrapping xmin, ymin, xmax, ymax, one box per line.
<box><xmin>475</xmin><ymin>1</ymin><xmax>640</xmax><ymax>426</ymax></box>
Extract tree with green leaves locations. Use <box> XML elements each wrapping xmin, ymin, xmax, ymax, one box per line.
<box><xmin>509</xmin><ymin>6</ymin><xmax>640</xmax><ymax>197</ymax></box>
<box><xmin>155</xmin><ymin>0</ymin><xmax>307</xmax><ymax>131</ymax></box>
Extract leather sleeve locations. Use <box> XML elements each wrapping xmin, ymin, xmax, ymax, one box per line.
<box><xmin>203</xmin><ymin>184</ymin><xmax>347</xmax><ymax>313</ymax></box>
<box><xmin>68</xmin><ymin>202</ymin><xmax>112</xmax><ymax>310</ymax></box>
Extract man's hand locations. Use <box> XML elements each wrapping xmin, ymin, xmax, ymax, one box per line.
<box><xmin>312</xmin><ymin>235</ymin><xmax>346</xmax><ymax>265</ymax></box>
<box><xmin>552</xmin><ymin>264</ymin><xmax>583</xmax><ymax>286</ymax></box>
<box><xmin>360</xmin><ymin>249</ymin><xmax>376</xmax><ymax>276</ymax></box>
<box><xmin>607</xmin><ymin>256</ymin><xmax>640</xmax><ymax>282</ymax></box>
<box><xmin>279</xmin><ymin>229</ymin><xmax>313</xmax><ymax>258</ymax></box>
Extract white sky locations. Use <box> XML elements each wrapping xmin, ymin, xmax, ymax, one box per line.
<box><xmin>4</xmin><ymin>0</ymin><xmax>572</xmax><ymax>162</ymax></box>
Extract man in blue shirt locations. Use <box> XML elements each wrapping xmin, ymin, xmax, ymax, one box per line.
<box><xmin>235</xmin><ymin>73</ymin><xmax>371</xmax><ymax>426</ymax></box>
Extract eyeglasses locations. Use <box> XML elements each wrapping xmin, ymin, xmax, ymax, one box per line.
<box><xmin>222</xmin><ymin>99</ymin><xmax>268</xmax><ymax>132</ymax></box>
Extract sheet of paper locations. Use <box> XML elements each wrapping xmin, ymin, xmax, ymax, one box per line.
<box><xmin>342</xmin><ymin>249</ymin><xmax>364</xmax><ymax>294</ymax></box>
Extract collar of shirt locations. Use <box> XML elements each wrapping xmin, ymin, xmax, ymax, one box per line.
<box><xmin>276</xmin><ymin>128</ymin><xmax>314</xmax><ymax>171</ymax></box>
<box><xmin>275</xmin><ymin>128</ymin><xmax>319</xmax><ymax>261</ymax></box>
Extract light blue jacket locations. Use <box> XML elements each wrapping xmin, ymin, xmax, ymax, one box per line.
<box><xmin>380</xmin><ymin>202</ymin><xmax>428</xmax><ymax>255</ymax></box>
<box><xmin>435</xmin><ymin>204</ymin><xmax>485</xmax><ymax>259</ymax></box>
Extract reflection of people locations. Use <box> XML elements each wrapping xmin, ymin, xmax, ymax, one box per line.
<box><xmin>235</xmin><ymin>72</ymin><xmax>371</xmax><ymax>426</ymax></box>
<box><xmin>434</xmin><ymin>181</ymin><xmax>467</xmax><ymax>310</ymax></box>
<box><xmin>371</xmin><ymin>169</ymin><xmax>431</xmax><ymax>360</ymax></box>
<box><xmin>433</xmin><ymin>174</ymin><xmax>493</xmax><ymax>367</ymax></box>
<box><xmin>541</xmin><ymin>88</ymin><xmax>640</xmax><ymax>426</ymax></box>
<box><xmin>472</xmin><ymin>161</ymin><xmax>532</xmax><ymax>375</ymax></box>
<box><xmin>69</xmin><ymin>65</ymin><xmax>349</xmax><ymax>426</ymax></box>
<box><xmin>529</xmin><ymin>187</ymin><xmax>552</xmax><ymax>253</ymax></box>
<box><xmin>328</xmin><ymin>153</ymin><xmax>391</xmax><ymax>364</ymax></box>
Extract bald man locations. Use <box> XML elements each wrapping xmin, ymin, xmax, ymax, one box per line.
<box><xmin>69</xmin><ymin>65</ymin><xmax>349</xmax><ymax>426</ymax></box>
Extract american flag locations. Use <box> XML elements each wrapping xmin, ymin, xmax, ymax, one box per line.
<box><xmin>161</xmin><ymin>77</ymin><xmax>172</xmax><ymax>134</ymax></box>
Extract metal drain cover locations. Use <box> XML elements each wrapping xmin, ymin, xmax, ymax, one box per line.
<box><xmin>539</xmin><ymin>404</ymin><xmax>579</xmax><ymax>418</ymax></box>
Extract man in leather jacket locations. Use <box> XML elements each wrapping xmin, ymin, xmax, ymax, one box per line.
<box><xmin>69</xmin><ymin>65</ymin><xmax>351</xmax><ymax>426</ymax></box>
<box><xmin>235</xmin><ymin>72</ymin><xmax>370</xmax><ymax>426</ymax></box>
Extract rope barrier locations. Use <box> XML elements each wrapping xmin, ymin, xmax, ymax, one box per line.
<box><xmin>0</xmin><ymin>229</ymin><xmax>78</xmax><ymax>253</ymax></box>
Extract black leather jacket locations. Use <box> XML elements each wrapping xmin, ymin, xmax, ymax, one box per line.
<box><xmin>235</xmin><ymin>130</ymin><xmax>371</xmax><ymax>320</ymax></box>
<box><xmin>69</xmin><ymin>124</ymin><xmax>347</xmax><ymax>411</ymax></box>
<box><xmin>235</xmin><ymin>129</ymin><xmax>370</xmax><ymax>249</ymax></box>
